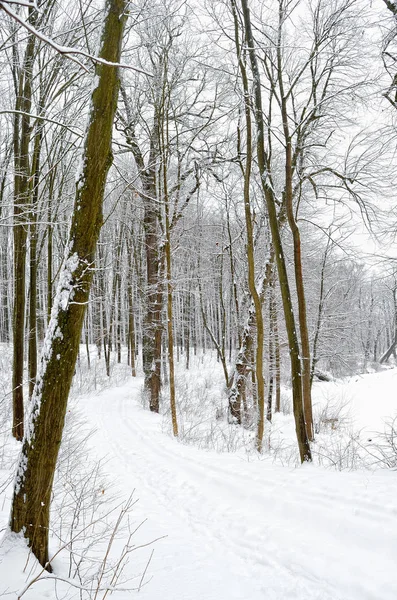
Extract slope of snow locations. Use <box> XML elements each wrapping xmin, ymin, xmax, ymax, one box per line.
<box><xmin>312</xmin><ymin>367</ymin><xmax>397</xmax><ymax>433</ymax></box>
<box><xmin>82</xmin><ymin>375</ymin><xmax>397</xmax><ymax>600</ymax></box>
<box><xmin>1</xmin><ymin>366</ymin><xmax>397</xmax><ymax>599</ymax></box>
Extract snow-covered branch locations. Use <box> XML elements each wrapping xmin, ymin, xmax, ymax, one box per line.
<box><xmin>0</xmin><ymin>1</ymin><xmax>153</xmax><ymax>76</ymax></box>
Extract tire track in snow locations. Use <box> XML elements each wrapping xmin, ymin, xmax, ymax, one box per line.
<box><xmin>85</xmin><ymin>380</ymin><xmax>397</xmax><ymax>600</ymax></box>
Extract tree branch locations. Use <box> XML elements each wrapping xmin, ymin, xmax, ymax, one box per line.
<box><xmin>0</xmin><ymin>1</ymin><xmax>153</xmax><ymax>76</ymax></box>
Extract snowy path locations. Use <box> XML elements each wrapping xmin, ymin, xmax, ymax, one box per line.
<box><xmin>83</xmin><ymin>378</ymin><xmax>397</xmax><ymax>600</ymax></box>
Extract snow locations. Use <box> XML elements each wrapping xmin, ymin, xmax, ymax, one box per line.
<box><xmin>22</xmin><ymin>249</ymin><xmax>79</xmax><ymax>445</ymax></box>
<box><xmin>1</xmin><ymin>362</ymin><xmax>397</xmax><ymax>599</ymax></box>
<box><xmin>313</xmin><ymin>367</ymin><xmax>397</xmax><ymax>434</ymax></box>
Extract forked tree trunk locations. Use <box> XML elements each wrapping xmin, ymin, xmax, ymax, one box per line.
<box><xmin>10</xmin><ymin>0</ymin><xmax>126</xmax><ymax>568</ymax></box>
<box><xmin>276</xmin><ymin>13</ymin><xmax>313</xmax><ymax>439</ymax></box>
<box><xmin>240</xmin><ymin>0</ymin><xmax>311</xmax><ymax>462</ymax></box>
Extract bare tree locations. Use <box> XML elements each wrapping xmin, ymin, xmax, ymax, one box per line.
<box><xmin>9</xmin><ymin>0</ymin><xmax>127</xmax><ymax>569</ymax></box>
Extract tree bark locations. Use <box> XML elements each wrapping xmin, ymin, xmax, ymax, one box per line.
<box><xmin>10</xmin><ymin>0</ymin><xmax>126</xmax><ymax>568</ymax></box>
<box><xmin>240</xmin><ymin>0</ymin><xmax>311</xmax><ymax>462</ymax></box>
<box><xmin>28</xmin><ymin>123</ymin><xmax>44</xmax><ymax>399</ymax></box>
<box><xmin>276</xmin><ymin>5</ymin><xmax>313</xmax><ymax>440</ymax></box>
<box><xmin>12</xmin><ymin>25</ymin><xmax>37</xmax><ymax>440</ymax></box>
<box><xmin>119</xmin><ymin>86</ymin><xmax>163</xmax><ymax>411</ymax></box>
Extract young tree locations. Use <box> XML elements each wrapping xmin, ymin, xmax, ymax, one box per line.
<box><xmin>11</xmin><ymin>10</ymin><xmax>39</xmax><ymax>440</ymax></box>
<box><xmin>229</xmin><ymin>0</ymin><xmax>265</xmax><ymax>451</ymax></box>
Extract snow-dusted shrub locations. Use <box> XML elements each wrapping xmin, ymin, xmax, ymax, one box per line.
<box><xmin>312</xmin><ymin>429</ymin><xmax>364</xmax><ymax>471</ymax></box>
<box><xmin>0</xmin><ymin>349</ymin><xmax>151</xmax><ymax>599</ymax></box>
<box><xmin>364</xmin><ymin>416</ymin><xmax>397</xmax><ymax>469</ymax></box>
<box><xmin>310</xmin><ymin>394</ymin><xmax>367</xmax><ymax>470</ymax></box>
<box><xmin>161</xmin><ymin>354</ymin><xmax>255</xmax><ymax>453</ymax></box>
<box><xmin>264</xmin><ymin>426</ymin><xmax>300</xmax><ymax>467</ymax></box>
<box><xmin>71</xmin><ymin>346</ymin><xmax>132</xmax><ymax>398</ymax></box>
<box><xmin>16</xmin><ymin>493</ymin><xmax>152</xmax><ymax>600</ymax></box>
<box><xmin>313</xmin><ymin>395</ymin><xmax>350</xmax><ymax>435</ymax></box>
<box><xmin>279</xmin><ymin>390</ymin><xmax>292</xmax><ymax>416</ymax></box>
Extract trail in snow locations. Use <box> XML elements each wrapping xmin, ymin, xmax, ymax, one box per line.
<box><xmin>82</xmin><ymin>377</ymin><xmax>397</xmax><ymax>600</ymax></box>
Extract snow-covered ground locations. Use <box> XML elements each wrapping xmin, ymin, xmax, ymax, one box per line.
<box><xmin>313</xmin><ymin>367</ymin><xmax>397</xmax><ymax>434</ymax></box>
<box><xmin>1</xmin><ymin>357</ymin><xmax>397</xmax><ymax>599</ymax></box>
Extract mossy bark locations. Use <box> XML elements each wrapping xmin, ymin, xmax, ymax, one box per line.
<box><xmin>10</xmin><ymin>0</ymin><xmax>126</xmax><ymax>569</ymax></box>
<box><xmin>240</xmin><ymin>0</ymin><xmax>311</xmax><ymax>462</ymax></box>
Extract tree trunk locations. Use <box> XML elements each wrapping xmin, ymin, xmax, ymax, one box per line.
<box><xmin>12</xmin><ymin>27</ymin><xmax>37</xmax><ymax>440</ymax></box>
<box><xmin>228</xmin><ymin>302</ymin><xmax>255</xmax><ymax>424</ymax></box>
<box><xmin>127</xmin><ymin>240</ymin><xmax>136</xmax><ymax>376</ymax></box>
<box><xmin>28</xmin><ymin>125</ymin><xmax>43</xmax><ymax>399</ymax></box>
<box><xmin>120</xmin><ymin>86</ymin><xmax>163</xmax><ymax>411</ymax></box>
<box><xmin>275</xmin><ymin>5</ymin><xmax>313</xmax><ymax>440</ymax></box>
<box><xmin>165</xmin><ymin>222</ymin><xmax>178</xmax><ymax>436</ymax></box>
<box><xmin>184</xmin><ymin>289</ymin><xmax>191</xmax><ymax>371</ymax></box>
<box><xmin>10</xmin><ymin>0</ymin><xmax>126</xmax><ymax>568</ymax></box>
<box><xmin>310</xmin><ymin>242</ymin><xmax>330</xmax><ymax>385</ymax></box>
<box><xmin>231</xmin><ymin>0</ymin><xmax>265</xmax><ymax>450</ymax></box>
<box><xmin>240</xmin><ymin>0</ymin><xmax>311</xmax><ymax>462</ymax></box>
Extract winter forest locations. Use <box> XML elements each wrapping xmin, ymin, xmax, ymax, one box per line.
<box><xmin>0</xmin><ymin>0</ymin><xmax>396</xmax><ymax>597</ymax></box>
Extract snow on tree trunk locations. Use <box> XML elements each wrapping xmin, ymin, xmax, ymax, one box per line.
<box><xmin>9</xmin><ymin>0</ymin><xmax>127</xmax><ymax>570</ymax></box>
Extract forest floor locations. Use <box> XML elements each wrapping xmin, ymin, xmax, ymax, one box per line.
<box><xmin>1</xmin><ymin>356</ymin><xmax>397</xmax><ymax>599</ymax></box>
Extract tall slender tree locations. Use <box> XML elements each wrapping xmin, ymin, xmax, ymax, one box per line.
<box><xmin>239</xmin><ymin>0</ymin><xmax>312</xmax><ymax>462</ymax></box>
<box><xmin>9</xmin><ymin>0</ymin><xmax>127</xmax><ymax>569</ymax></box>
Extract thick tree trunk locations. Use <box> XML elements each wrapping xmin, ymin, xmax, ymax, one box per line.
<box><xmin>119</xmin><ymin>87</ymin><xmax>163</xmax><ymax>411</ymax></box>
<box><xmin>10</xmin><ymin>0</ymin><xmax>126</xmax><ymax>568</ymax></box>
